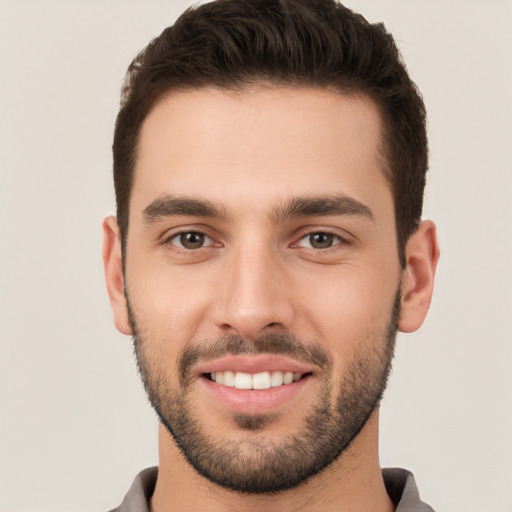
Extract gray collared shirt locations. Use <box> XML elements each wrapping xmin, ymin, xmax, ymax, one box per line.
<box><xmin>109</xmin><ymin>466</ymin><xmax>435</xmax><ymax>511</ymax></box>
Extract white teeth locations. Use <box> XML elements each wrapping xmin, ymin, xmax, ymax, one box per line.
<box><xmin>270</xmin><ymin>371</ymin><xmax>284</xmax><ymax>387</ymax></box>
<box><xmin>223</xmin><ymin>371</ymin><xmax>235</xmax><ymax>387</ymax></box>
<box><xmin>234</xmin><ymin>372</ymin><xmax>252</xmax><ymax>389</ymax></box>
<box><xmin>211</xmin><ymin>370</ymin><xmax>304</xmax><ymax>389</ymax></box>
<box><xmin>252</xmin><ymin>372</ymin><xmax>271</xmax><ymax>390</ymax></box>
<box><xmin>283</xmin><ymin>371</ymin><xmax>293</xmax><ymax>384</ymax></box>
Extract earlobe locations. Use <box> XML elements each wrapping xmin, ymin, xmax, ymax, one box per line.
<box><xmin>102</xmin><ymin>216</ymin><xmax>131</xmax><ymax>336</ymax></box>
<box><xmin>398</xmin><ymin>220</ymin><xmax>440</xmax><ymax>333</ymax></box>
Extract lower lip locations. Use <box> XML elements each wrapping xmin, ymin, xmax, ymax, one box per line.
<box><xmin>199</xmin><ymin>375</ymin><xmax>311</xmax><ymax>414</ymax></box>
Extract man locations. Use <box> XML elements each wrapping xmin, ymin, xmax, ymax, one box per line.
<box><xmin>103</xmin><ymin>0</ymin><xmax>439</xmax><ymax>510</ymax></box>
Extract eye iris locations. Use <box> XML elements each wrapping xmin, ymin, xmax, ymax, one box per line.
<box><xmin>310</xmin><ymin>233</ymin><xmax>334</xmax><ymax>249</ymax></box>
<box><xmin>180</xmin><ymin>232</ymin><xmax>205</xmax><ymax>249</ymax></box>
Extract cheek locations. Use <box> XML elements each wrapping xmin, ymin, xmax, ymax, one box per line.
<box><xmin>293</xmin><ymin>265</ymin><xmax>398</xmax><ymax>354</ymax></box>
<box><xmin>126</xmin><ymin>259</ymin><xmax>217</xmax><ymax>343</ymax></box>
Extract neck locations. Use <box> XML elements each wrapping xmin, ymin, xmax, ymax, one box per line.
<box><xmin>150</xmin><ymin>410</ymin><xmax>395</xmax><ymax>512</ymax></box>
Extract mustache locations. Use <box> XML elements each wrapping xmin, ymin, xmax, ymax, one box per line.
<box><xmin>178</xmin><ymin>333</ymin><xmax>332</xmax><ymax>387</ymax></box>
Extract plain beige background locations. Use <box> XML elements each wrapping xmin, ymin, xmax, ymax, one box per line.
<box><xmin>1</xmin><ymin>1</ymin><xmax>511</xmax><ymax>510</ymax></box>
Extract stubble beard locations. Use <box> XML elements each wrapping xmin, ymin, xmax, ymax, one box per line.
<box><xmin>128</xmin><ymin>291</ymin><xmax>400</xmax><ymax>494</ymax></box>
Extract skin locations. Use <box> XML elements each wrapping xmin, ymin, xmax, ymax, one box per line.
<box><xmin>103</xmin><ymin>85</ymin><xmax>439</xmax><ymax>511</ymax></box>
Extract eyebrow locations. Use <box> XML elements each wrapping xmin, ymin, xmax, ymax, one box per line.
<box><xmin>142</xmin><ymin>193</ymin><xmax>374</xmax><ymax>225</ymax></box>
<box><xmin>142</xmin><ymin>196</ymin><xmax>229</xmax><ymax>223</ymax></box>
<box><xmin>270</xmin><ymin>194</ymin><xmax>374</xmax><ymax>223</ymax></box>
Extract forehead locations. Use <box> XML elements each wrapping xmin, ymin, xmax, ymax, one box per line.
<box><xmin>133</xmin><ymin>85</ymin><xmax>390</xmax><ymax>218</ymax></box>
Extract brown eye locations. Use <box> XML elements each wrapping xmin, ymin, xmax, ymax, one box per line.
<box><xmin>298</xmin><ymin>232</ymin><xmax>340</xmax><ymax>249</ymax></box>
<box><xmin>181</xmin><ymin>232</ymin><xmax>204</xmax><ymax>249</ymax></box>
<box><xmin>310</xmin><ymin>233</ymin><xmax>334</xmax><ymax>248</ymax></box>
<box><xmin>170</xmin><ymin>231</ymin><xmax>211</xmax><ymax>249</ymax></box>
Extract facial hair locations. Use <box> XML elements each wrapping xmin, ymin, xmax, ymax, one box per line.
<box><xmin>128</xmin><ymin>291</ymin><xmax>400</xmax><ymax>494</ymax></box>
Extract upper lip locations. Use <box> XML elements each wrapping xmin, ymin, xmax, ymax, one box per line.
<box><xmin>195</xmin><ymin>354</ymin><xmax>314</xmax><ymax>376</ymax></box>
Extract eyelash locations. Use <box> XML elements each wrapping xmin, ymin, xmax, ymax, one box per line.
<box><xmin>163</xmin><ymin>228</ymin><xmax>350</xmax><ymax>253</ymax></box>
<box><xmin>164</xmin><ymin>230</ymin><xmax>217</xmax><ymax>251</ymax></box>
<box><xmin>293</xmin><ymin>229</ymin><xmax>350</xmax><ymax>250</ymax></box>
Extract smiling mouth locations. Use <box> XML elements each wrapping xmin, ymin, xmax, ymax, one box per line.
<box><xmin>206</xmin><ymin>370</ymin><xmax>311</xmax><ymax>390</ymax></box>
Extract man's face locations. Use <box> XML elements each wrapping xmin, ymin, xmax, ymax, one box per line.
<box><xmin>121</xmin><ymin>86</ymin><xmax>403</xmax><ymax>492</ymax></box>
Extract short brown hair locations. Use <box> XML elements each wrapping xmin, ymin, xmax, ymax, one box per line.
<box><xmin>113</xmin><ymin>0</ymin><xmax>427</xmax><ymax>266</ymax></box>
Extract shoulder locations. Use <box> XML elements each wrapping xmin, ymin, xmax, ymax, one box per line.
<box><xmin>382</xmin><ymin>467</ymin><xmax>436</xmax><ymax>512</ymax></box>
<box><xmin>108</xmin><ymin>467</ymin><xmax>158</xmax><ymax>512</ymax></box>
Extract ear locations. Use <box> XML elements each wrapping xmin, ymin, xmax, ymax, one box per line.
<box><xmin>398</xmin><ymin>220</ymin><xmax>440</xmax><ymax>333</ymax></box>
<box><xmin>102</xmin><ymin>216</ymin><xmax>131</xmax><ymax>335</ymax></box>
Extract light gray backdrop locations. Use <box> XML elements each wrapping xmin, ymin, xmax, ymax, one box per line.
<box><xmin>1</xmin><ymin>1</ymin><xmax>511</xmax><ymax>510</ymax></box>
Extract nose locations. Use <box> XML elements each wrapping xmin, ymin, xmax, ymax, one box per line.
<box><xmin>212</xmin><ymin>243</ymin><xmax>294</xmax><ymax>339</ymax></box>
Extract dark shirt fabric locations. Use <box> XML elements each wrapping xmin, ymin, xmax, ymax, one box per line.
<box><xmin>109</xmin><ymin>466</ymin><xmax>435</xmax><ymax>511</ymax></box>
